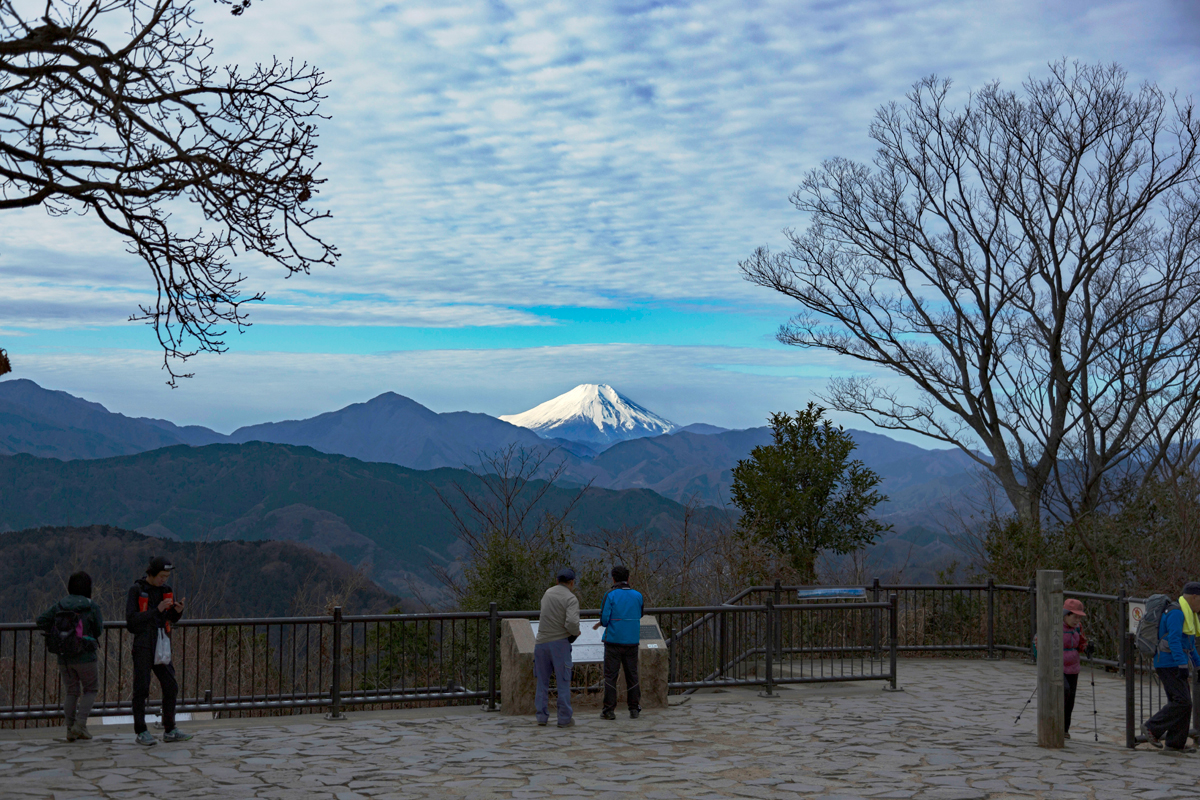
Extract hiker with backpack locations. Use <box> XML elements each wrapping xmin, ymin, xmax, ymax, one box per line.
<box><xmin>1062</xmin><ymin>599</ymin><xmax>1094</xmax><ymax>740</ymax></box>
<box><xmin>1140</xmin><ymin>583</ymin><xmax>1200</xmax><ymax>752</ymax></box>
<box><xmin>126</xmin><ymin>556</ymin><xmax>192</xmax><ymax>746</ymax></box>
<box><xmin>35</xmin><ymin>571</ymin><xmax>104</xmax><ymax>741</ymax></box>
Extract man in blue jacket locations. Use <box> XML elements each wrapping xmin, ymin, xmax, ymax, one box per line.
<box><xmin>598</xmin><ymin>565</ymin><xmax>644</xmax><ymax>720</ymax></box>
<box><xmin>1145</xmin><ymin>582</ymin><xmax>1200</xmax><ymax>752</ymax></box>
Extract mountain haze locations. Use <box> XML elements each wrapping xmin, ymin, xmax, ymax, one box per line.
<box><xmin>0</xmin><ymin>443</ymin><xmax>721</xmax><ymax>597</ymax></box>
<box><xmin>0</xmin><ymin>378</ymin><xmax>227</xmax><ymax>459</ymax></box>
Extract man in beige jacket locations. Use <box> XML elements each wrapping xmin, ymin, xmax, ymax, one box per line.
<box><xmin>535</xmin><ymin>568</ymin><xmax>581</xmax><ymax>727</ymax></box>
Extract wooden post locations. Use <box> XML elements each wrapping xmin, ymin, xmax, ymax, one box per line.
<box><xmin>1036</xmin><ymin>570</ymin><xmax>1064</xmax><ymax>748</ymax></box>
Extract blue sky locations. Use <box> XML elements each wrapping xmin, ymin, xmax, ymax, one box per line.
<box><xmin>3</xmin><ymin>0</ymin><xmax>1200</xmax><ymax>437</ymax></box>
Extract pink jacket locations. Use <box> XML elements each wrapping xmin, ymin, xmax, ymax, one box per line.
<box><xmin>1063</xmin><ymin>623</ymin><xmax>1087</xmax><ymax>674</ymax></box>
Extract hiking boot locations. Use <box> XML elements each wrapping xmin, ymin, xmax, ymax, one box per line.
<box><xmin>1064</xmin><ymin>731</ymin><xmax>1071</xmax><ymax>740</ymax></box>
<box><xmin>136</xmin><ymin>731</ymin><xmax>157</xmax><ymax>747</ymax></box>
<box><xmin>163</xmin><ymin>728</ymin><xmax>193</xmax><ymax>743</ymax></box>
<box><xmin>557</xmin><ymin>718</ymin><xmax>575</xmax><ymax>728</ymax></box>
<box><xmin>536</xmin><ymin>718</ymin><xmax>548</xmax><ymax>726</ymax></box>
<box><xmin>1165</xmin><ymin>744</ymin><xmax>1198</xmax><ymax>753</ymax></box>
<box><xmin>600</xmin><ymin>709</ymin><xmax>616</xmax><ymax>720</ymax></box>
<box><xmin>65</xmin><ymin>725</ymin><xmax>79</xmax><ymax>742</ymax></box>
<box><xmin>630</xmin><ymin>708</ymin><xmax>641</xmax><ymax>719</ymax></box>
<box><xmin>69</xmin><ymin>724</ymin><xmax>92</xmax><ymax>741</ymax></box>
<box><xmin>1144</xmin><ymin>723</ymin><xmax>1164</xmax><ymax>750</ymax></box>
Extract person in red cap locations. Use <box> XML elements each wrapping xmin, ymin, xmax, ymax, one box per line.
<box><xmin>1062</xmin><ymin>598</ymin><xmax>1093</xmax><ymax>739</ymax></box>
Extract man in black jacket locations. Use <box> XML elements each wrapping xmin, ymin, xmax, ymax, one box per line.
<box><xmin>126</xmin><ymin>556</ymin><xmax>191</xmax><ymax>746</ymax></box>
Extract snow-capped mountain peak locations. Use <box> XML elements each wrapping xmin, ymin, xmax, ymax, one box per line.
<box><xmin>499</xmin><ymin>384</ymin><xmax>676</xmax><ymax>447</ymax></box>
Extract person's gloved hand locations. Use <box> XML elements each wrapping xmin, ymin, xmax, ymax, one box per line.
<box><xmin>1084</xmin><ymin>642</ymin><xmax>1095</xmax><ymax>656</ymax></box>
<box><xmin>567</xmin><ymin>634</ymin><xmax>578</xmax><ymax>644</ymax></box>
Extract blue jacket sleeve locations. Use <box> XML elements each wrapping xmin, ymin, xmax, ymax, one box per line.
<box><xmin>600</xmin><ymin>591</ymin><xmax>613</xmax><ymax>628</ymax></box>
<box><xmin>1165</xmin><ymin>609</ymin><xmax>1187</xmax><ymax>667</ymax></box>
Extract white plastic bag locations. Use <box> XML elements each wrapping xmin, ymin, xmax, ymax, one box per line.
<box><xmin>154</xmin><ymin>628</ymin><xmax>172</xmax><ymax>665</ymax></box>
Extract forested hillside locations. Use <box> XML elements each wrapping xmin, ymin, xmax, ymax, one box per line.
<box><xmin>0</xmin><ymin>525</ymin><xmax>401</xmax><ymax>622</ymax></box>
<box><xmin>0</xmin><ymin>443</ymin><xmax>726</xmax><ymax>597</ymax></box>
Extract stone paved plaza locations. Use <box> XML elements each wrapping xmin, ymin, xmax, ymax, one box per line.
<box><xmin>1</xmin><ymin>659</ymin><xmax>1193</xmax><ymax>799</ymax></box>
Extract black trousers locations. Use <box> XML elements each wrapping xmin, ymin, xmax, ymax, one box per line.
<box><xmin>132</xmin><ymin>647</ymin><xmax>178</xmax><ymax>735</ymax></box>
<box><xmin>1147</xmin><ymin>667</ymin><xmax>1193</xmax><ymax>749</ymax></box>
<box><xmin>603</xmin><ymin>643</ymin><xmax>640</xmax><ymax>712</ymax></box>
<box><xmin>1064</xmin><ymin>672</ymin><xmax>1078</xmax><ymax>732</ymax></box>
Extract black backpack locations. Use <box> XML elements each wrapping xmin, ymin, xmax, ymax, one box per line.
<box><xmin>44</xmin><ymin>609</ymin><xmax>86</xmax><ymax>657</ymax></box>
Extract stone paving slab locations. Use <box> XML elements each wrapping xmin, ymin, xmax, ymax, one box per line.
<box><xmin>0</xmin><ymin>659</ymin><xmax>1191</xmax><ymax>799</ymax></box>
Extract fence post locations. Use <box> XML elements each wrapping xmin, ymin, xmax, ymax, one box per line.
<box><xmin>486</xmin><ymin>602</ymin><xmax>499</xmax><ymax>712</ymax></box>
<box><xmin>773</xmin><ymin>579</ymin><xmax>783</xmax><ymax>661</ymax></box>
<box><xmin>884</xmin><ymin>593</ymin><xmax>902</xmax><ymax>692</ymax></box>
<box><xmin>718</xmin><ymin>608</ymin><xmax>727</xmax><ymax>679</ymax></box>
<box><xmin>758</xmin><ymin>599</ymin><xmax>777</xmax><ymax>698</ymax></box>
<box><xmin>1035</xmin><ymin>570</ymin><xmax>1064</xmax><ymax>748</ymax></box>
<box><xmin>1027</xmin><ymin>577</ymin><xmax>1037</xmax><ymax>663</ymax></box>
<box><xmin>1193</xmin><ymin>666</ymin><xmax>1200</xmax><ymax>741</ymax></box>
<box><xmin>986</xmin><ymin>578</ymin><xmax>995</xmax><ymax>659</ymax></box>
<box><xmin>1117</xmin><ymin>587</ymin><xmax>1127</xmax><ymax>675</ymax></box>
<box><xmin>1125</xmin><ymin>632</ymin><xmax>1136</xmax><ymax>748</ymax></box>
<box><xmin>872</xmin><ymin>577</ymin><xmax>881</xmax><ymax>657</ymax></box>
<box><xmin>325</xmin><ymin>606</ymin><xmax>346</xmax><ymax>721</ymax></box>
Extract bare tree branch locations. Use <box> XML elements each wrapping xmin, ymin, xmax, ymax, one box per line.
<box><xmin>1</xmin><ymin>0</ymin><xmax>338</xmax><ymax>384</ymax></box>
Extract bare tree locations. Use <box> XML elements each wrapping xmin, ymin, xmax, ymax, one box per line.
<box><xmin>1</xmin><ymin>0</ymin><xmax>338</xmax><ymax>383</ymax></box>
<box><xmin>742</xmin><ymin>61</ymin><xmax>1200</xmax><ymax>530</ymax></box>
<box><xmin>431</xmin><ymin>445</ymin><xmax>592</xmax><ymax>610</ymax></box>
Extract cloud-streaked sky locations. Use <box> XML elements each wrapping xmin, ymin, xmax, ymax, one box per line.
<box><xmin>4</xmin><ymin>0</ymin><xmax>1199</xmax><ymax>436</ymax></box>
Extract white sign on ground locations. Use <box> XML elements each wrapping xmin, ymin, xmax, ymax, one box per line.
<box><xmin>530</xmin><ymin>621</ymin><xmax>605</xmax><ymax>664</ymax></box>
<box><xmin>1129</xmin><ymin>601</ymin><xmax>1146</xmax><ymax>634</ymax></box>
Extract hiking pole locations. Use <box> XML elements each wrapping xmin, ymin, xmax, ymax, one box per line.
<box><xmin>1088</xmin><ymin>652</ymin><xmax>1099</xmax><ymax>742</ymax></box>
<box><xmin>1014</xmin><ymin>682</ymin><xmax>1038</xmax><ymax>724</ymax></box>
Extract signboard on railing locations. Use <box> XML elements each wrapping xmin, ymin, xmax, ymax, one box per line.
<box><xmin>1129</xmin><ymin>601</ymin><xmax>1145</xmax><ymax>634</ymax></box>
<box><xmin>796</xmin><ymin>587</ymin><xmax>867</xmax><ymax>600</ymax></box>
<box><xmin>530</xmin><ymin>621</ymin><xmax>605</xmax><ymax>664</ymax></box>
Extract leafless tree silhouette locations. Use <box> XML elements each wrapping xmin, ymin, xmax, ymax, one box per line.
<box><xmin>743</xmin><ymin>61</ymin><xmax>1200</xmax><ymax>530</ymax></box>
<box><xmin>1</xmin><ymin>0</ymin><xmax>338</xmax><ymax>383</ymax></box>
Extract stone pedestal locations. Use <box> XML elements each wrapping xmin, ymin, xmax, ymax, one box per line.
<box><xmin>499</xmin><ymin>615</ymin><xmax>669</xmax><ymax>715</ymax></box>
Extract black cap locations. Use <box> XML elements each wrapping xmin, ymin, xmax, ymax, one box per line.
<box><xmin>556</xmin><ymin>568</ymin><xmax>576</xmax><ymax>583</ymax></box>
<box><xmin>1184</xmin><ymin>581</ymin><xmax>1200</xmax><ymax>596</ymax></box>
<box><xmin>146</xmin><ymin>556</ymin><xmax>174</xmax><ymax>577</ymax></box>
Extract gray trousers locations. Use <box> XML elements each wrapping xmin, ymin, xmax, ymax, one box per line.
<box><xmin>60</xmin><ymin>661</ymin><xmax>99</xmax><ymax>728</ymax></box>
<box><xmin>534</xmin><ymin>638</ymin><xmax>573</xmax><ymax>725</ymax></box>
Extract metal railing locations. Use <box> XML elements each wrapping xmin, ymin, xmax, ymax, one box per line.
<box><xmin>0</xmin><ymin>594</ymin><xmax>902</xmax><ymax>724</ymax></box>
<box><xmin>12</xmin><ymin>577</ymin><xmax>1171</xmax><ymax>730</ymax></box>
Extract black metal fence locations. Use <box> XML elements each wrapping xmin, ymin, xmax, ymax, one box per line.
<box><xmin>0</xmin><ymin>579</ymin><xmax>1175</xmax><ymax>745</ymax></box>
<box><xmin>0</xmin><ymin>592</ymin><xmax>903</xmax><ymax>725</ymax></box>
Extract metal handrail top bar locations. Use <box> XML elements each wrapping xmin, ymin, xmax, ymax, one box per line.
<box><xmin>878</xmin><ymin>583</ymin><xmax>988</xmax><ymax>591</ymax></box>
<box><xmin>774</xmin><ymin>601</ymin><xmax>893</xmax><ymax>611</ymax></box>
<box><xmin>993</xmin><ymin>584</ymin><xmax>1033</xmax><ymax>591</ymax></box>
<box><xmin>341</xmin><ymin>611</ymin><xmax>489</xmax><ymax>623</ymax></box>
<box><xmin>646</xmin><ymin>604</ymin><xmax>768</xmax><ymax>614</ymax></box>
<box><xmin>1063</xmin><ymin>590</ymin><xmax>1121</xmax><ymax>601</ymax></box>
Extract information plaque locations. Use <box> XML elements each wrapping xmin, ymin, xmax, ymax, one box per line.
<box><xmin>530</xmin><ymin>622</ymin><xmax>605</xmax><ymax>664</ymax></box>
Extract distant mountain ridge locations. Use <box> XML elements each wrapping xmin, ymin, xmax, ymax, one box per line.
<box><xmin>500</xmin><ymin>383</ymin><xmax>676</xmax><ymax>447</ymax></box>
<box><xmin>227</xmin><ymin>391</ymin><xmax>601</xmax><ymax>469</ymax></box>
<box><xmin>0</xmin><ymin>377</ymin><xmax>988</xmax><ymax>520</ymax></box>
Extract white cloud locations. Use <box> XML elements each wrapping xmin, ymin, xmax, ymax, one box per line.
<box><xmin>6</xmin><ymin>0</ymin><xmax>1194</xmax><ymax>330</ymax></box>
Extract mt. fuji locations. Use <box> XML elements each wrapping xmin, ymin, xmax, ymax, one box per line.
<box><xmin>499</xmin><ymin>384</ymin><xmax>677</xmax><ymax>448</ymax></box>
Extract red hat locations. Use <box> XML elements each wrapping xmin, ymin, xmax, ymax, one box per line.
<box><xmin>1063</xmin><ymin>598</ymin><xmax>1086</xmax><ymax>616</ymax></box>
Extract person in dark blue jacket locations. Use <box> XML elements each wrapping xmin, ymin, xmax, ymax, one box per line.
<box><xmin>598</xmin><ymin>565</ymin><xmax>644</xmax><ymax>720</ymax></box>
<box><xmin>1144</xmin><ymin>582</ymin><xmax>1200</xmax><ymax>752</ymax></box>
